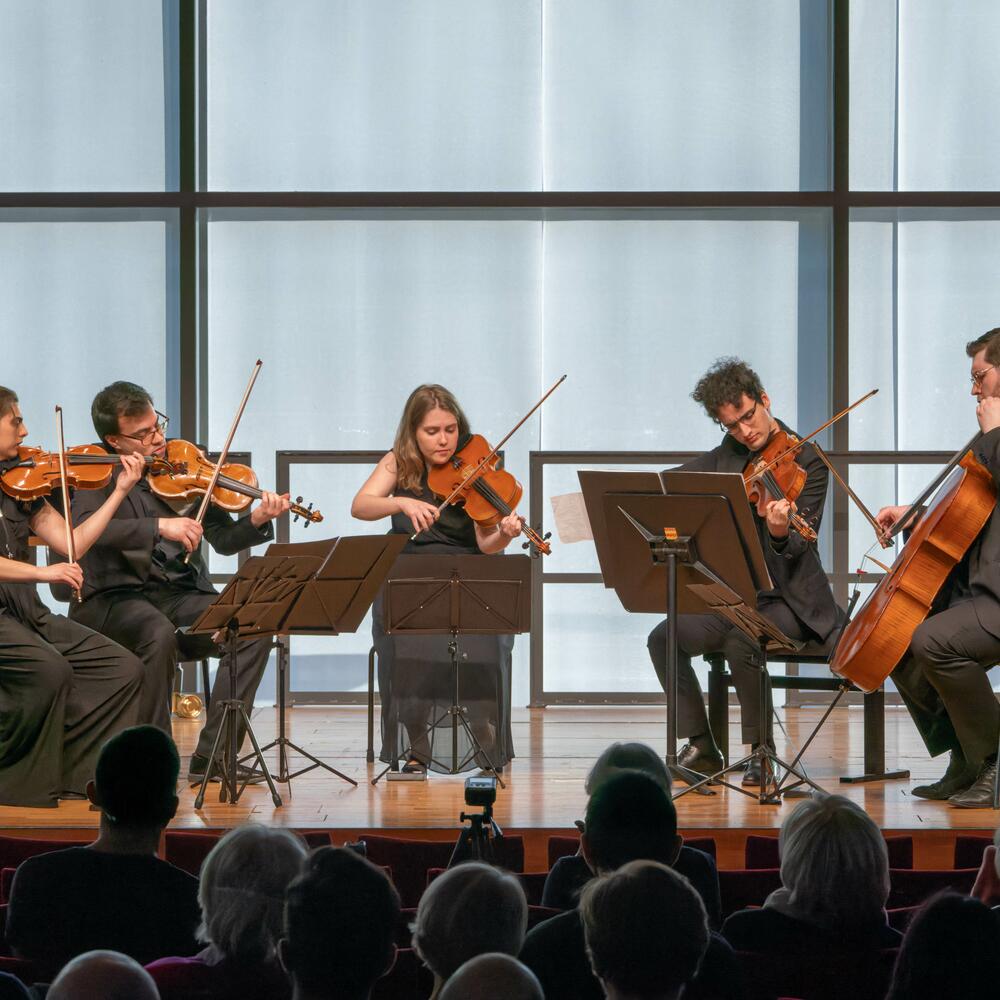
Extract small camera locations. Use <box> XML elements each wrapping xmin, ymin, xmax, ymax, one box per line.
<box><xmin>464</xmin><ymin>775</ymin><xmax>497</xmax><ymax>809</ymax></box>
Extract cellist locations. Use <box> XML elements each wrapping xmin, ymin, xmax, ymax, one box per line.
<box><xmin>875</xmin><ymin>329</ymin><xmax>1000</xmax><ymax>808</ymax></box>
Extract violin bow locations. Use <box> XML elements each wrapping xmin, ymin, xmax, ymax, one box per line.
<box><xmin>183</xmin><ymin>359</ymin><xmax>263</xmax><ymax>564</ymax></box>
<box><xmin>54</xmin><ymin>405</ymin><xmax>81</xmax><ymax>602</ymax></box>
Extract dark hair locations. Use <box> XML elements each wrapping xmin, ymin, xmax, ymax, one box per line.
<box><xmin>887</xmin><ymin>892</ymin><xmax>1000</xmax><ymax>1000</ymax></box>
<box><xmin>585</xmin><ymin>741</ymin><xmax>670</xmax><ymax>796</ymax></box>
<box><xmin>581</xmin><ymin>860</ymin><xmax>709</xmax><ymax>998</ymax></box>
<box><xmin>584</xmin><ymin>771</ymin><xmax>678</xmax><ymax>873</ymax></box>
<box><xmin>95</xmin><ymin>726</ymin><xmax>179</xmax><ymax>829</ymax></box>
<box><xmin>966</xmin><ymin>328</ymin><xmax>1000</xmax><ymax>366</ymax></box>
<box><xmin>284</xmin><ymin>847</ymin><xmax>400</xmax><ymax>995</ymax></box>
<box><xmin>0</xmin><ymin>386</ymin><xmax>18</xmax><ymax>419</ymax></box>
<box><xmin>691</xmin><ymin>357</ymin><xmax>765</xmax><ymax>420</ymax></box>
<box><xmin>91</xmin><ymin>382</ymin><xmax>154</xmax><ymax>445</ymax></box>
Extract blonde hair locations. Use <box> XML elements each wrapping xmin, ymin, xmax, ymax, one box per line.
<box><xmin>392</xmin><ymin>384</ymin><xmax>470</xmax><ymax>493</ymax></box>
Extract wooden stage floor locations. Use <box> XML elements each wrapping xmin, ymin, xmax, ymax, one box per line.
<box><xmin>1</xmin><ymin>705</ymin><xmax>997</xmax><ymax>870</ymax></box>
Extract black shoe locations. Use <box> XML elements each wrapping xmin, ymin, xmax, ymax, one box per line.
<box><xmin>742</xmin><ymin>760</ymin><xmax>762</xmax><ymax>786</ymax></box>
<box><xmin>677</xmin><ymin>743</ymin><xmax>724</xmax><ymax>778</ymax></box>
<box><xmin>948</xmin><ymin>760</ymin><xmax>998</xmax><ymax>809</ymax></box>
<box><xmin>401</xmin><ymin>758</ymin><xmax>427</xmax><ymax>775</ymax></box>
<box><xmin>912</xmin><ymin>750</ymin><xmax>979</xmax><ymax>800</ymax></box>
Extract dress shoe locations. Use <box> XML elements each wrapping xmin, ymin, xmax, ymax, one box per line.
<box><xmin>911</xmin><ymin>750</ymin><xmax>978</xmax><ymax>800</ymax></box>
<box><xmin>677</xmin><ymin>743</ymin><xmax>724</xmax><ymax>777</ymax></box>
<box><xmin>948</xmin><ymin>759</ymin><xmax>998</xmax><ymax>809</ymax></box>
<box><xmin>742</xmin><ymin>759</ymin><xmax>762</xmax><ymax>786</ymax></box>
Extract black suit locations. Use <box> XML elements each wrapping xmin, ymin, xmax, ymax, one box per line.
<box><xmin>646</xmin><ymin>422</ymin><xmax>843</xmax><ymax>746</ymax></box>
<box><xmin>68</xmin><ymin>472</ymin><xmax>273</xmax><ymax>763</ymax></box>
<box><xmin>891</xmin><ymin>427</ymin><xmax>1000</xmax><ymax>765</ymax></box>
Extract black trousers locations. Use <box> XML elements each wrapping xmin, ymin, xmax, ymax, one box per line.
<box><xmin>0</xmin><ymin>606</ymin><xmax>143</xmax><ymax>807</ymax></box>
<box><xmin>891</xmin><ymin>596</ymin><xmax>1000</xmax><ymax>766</ymax></box>
<box><xmin>72</xmin><ymin>584</ymin><xmax>272</xmax><ymax>762</ymax></box>
<box><xmin>647</xmin><ymin>598</ymin><xmax>810</xmax><ymax>747</ymax></box>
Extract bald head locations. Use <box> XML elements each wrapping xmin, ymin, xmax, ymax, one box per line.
<box><xmin>438</xmin><ymin>953</ymin><xmax>543</xmax><ymax>1000</ymax></box>
<box><xmin>47</xmin><ymin>950</ymin><xmax>159</xmax><ymax>1000</ymax></box>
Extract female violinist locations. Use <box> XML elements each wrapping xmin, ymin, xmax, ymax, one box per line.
<box><xmin>352</xmin><ymin>384</ymin><xmax>523</xmax><ymax>775</ymax></box>
<box><xmin>645</xmin><ymin>358</ymin><xmax>843</xmax><ymax>786</ymax></box>
<box><xmin>0</xmin><ymin>385</ymin><xmax>146</xmax><ymax>808</ymax></box>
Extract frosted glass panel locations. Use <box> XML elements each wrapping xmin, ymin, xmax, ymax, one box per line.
<box><xmin>207</xmin><ymin>0</ymin><xmax>541</xmax><ymax>191</ymax></box>
<box><xmin>849</xmin><ymin>0</ymin><xmax>897</xmax><ymax>191</ymax></box>
<box><xmin>0</xmin><ymin>0</ymin><xmax>175</xmax><ymax>191</ymax></box>
<box><xmin>0</xmin><ymin>212</ymin><xmax>174</xmax><ymax>446</ymax></box>
<box><xmin>545</xmin><ymin>0</ymin><xmax>828</xmax><ymax>190</ymax></box>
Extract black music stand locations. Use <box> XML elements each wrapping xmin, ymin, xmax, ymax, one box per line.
<box><xmin>188</xmin><ymin>534</ymin><xmax>406</xmax><ymax>806</ymax></box>
<box><xmin>371</xmin><ymin>553</ymin><xmax>531</xmax><ymax>788</ymax></box>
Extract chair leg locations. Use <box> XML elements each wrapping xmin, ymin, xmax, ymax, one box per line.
<box><xmin>201</xmin><ymin>659</ymin><xmax>211</xmax><ymax>711</ymax></box>
<box><xmin>367</xmin><ymin>646</ymin><xmax>376</xmax><ymax>763</ymax></box>
<box><xmin>706</xmin><ymin>653</ymin><xmax>730</xmax><ymax>765</ymax></box>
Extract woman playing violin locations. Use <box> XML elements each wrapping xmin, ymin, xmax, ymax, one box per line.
<box><xmin>0</xmin><ymin>385</ymin><xmax>146</xmax><ymax>808</ymax></box>
<box><xmin>646</xmin><ymin>358</ymin><xmax>842</xmax><ymax>786</ymax></box>
<box><xmin>352</xmin><ymin>384</ymin><xmax>522</xmax><ymax>774</ymax></box>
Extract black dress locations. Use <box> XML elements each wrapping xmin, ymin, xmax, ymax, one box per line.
<box><xmin>372</xmin><ymin>476</ymin><xmax>515</xmax><ymax>772</ymax></box>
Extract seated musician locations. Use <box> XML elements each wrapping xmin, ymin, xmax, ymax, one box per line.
<box><xmin>646</xmin><ymin>358</ymin><xmax>842</xmax><ymax>784</ymax></box>
<box><xmin>875</xmin><ymin>329</ymin><xmax>1000</xmax><ymax>808</ymax></box>
<box><xmin>67</xmin><ymin>381</ymin><xmax>290</xmax><ymax>782</ymax></box>
<box><xmin>0</xmin><ymin>385</ymin><xmax>145</xmax><ymax>807</ymax></box>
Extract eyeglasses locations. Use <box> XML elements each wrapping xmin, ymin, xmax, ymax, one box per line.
<box><xmin>718</xmin><ymin>400</ymin><xmax>759</xmax><ymax>434</ymax></box>
<box><xmin>116</xmin><ymin>411</ymin><xmax>169</xmax><ymax>445</ymax></box>
<box><xmin>971</xmin><ymin>365</ymin><xmax>996</xmax><ymax>387</ymax></box>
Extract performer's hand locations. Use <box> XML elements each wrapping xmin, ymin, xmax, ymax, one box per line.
<box><xmin>158</xmin><ymin>516</ymin><xmax>204</xmax><ymax>553</ymax></box>
<box><xmin>397</xmin><ymin>496</ymin><xmax>439</xmax><ymax>533</ymax></box>
<box><xmin>114</xmin><ymin>452</ymin><xmax>145</xmax><ymax>495</ymax></box>
<box><xmin>250</xmin><ymin>490</ymin><xmax>292</xmax><ymax>528</ymax></box>
<box><xmin>972</xmin><ymin>844</ymin><xmax>1000</xmax><ymax>906</ymax></box>
<box><xmin>498</xmin><ymin>512</ymin><xmax>522</xmax><ymax>539</ymax></box>
<box><xmin>977</xmin><ymin>396</ymin><xmax>1000</xmax><ymax>434</ymax></box>
<box><xmin>763</xmin><ymin>498</ymin><xmax>791</xmax><ymax>539</ymax></box>
<box><xmin>38</xmin><ymin>561</ymin><xmax>84</xmax><ymax>591</ymax></box>
<box><xmin>875</xmin><ymin>505</ymin><xmax>908</xmax><ymax>533</ymax></box>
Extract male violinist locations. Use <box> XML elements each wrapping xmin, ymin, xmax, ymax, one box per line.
<box><xmin>0</xmin><ymin>385</ymin><xmax>146</xmax><ymax>807</ymax></box>
<box><xmin>66</xmin><ymin>382</ymin><xmax>291</xmax><ymax>782</ymax></box>
<box><xmin>876</xmin><ymin>329</ymin><xmax>1000</xmax><ymax>808</ymax></box>
<box><xmin>646</xmin><ymin>358</ymin><xmax>843</xmax><ymax>784</ymax></box>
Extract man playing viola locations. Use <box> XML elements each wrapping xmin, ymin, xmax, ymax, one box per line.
<box><xmin>876</xmin><ymin>329</ymin><xmax>1000</xmax><ymax>808</ymax></box>
<box><xmin>67</xmin><ymin>381</ymin><xmax>291</xmax><ymax>782</ymax></box>
<box><xmin>647</xmin><ymin>358</ymin><xmax>842</xmax><ymax>784</ymax></box>
<box><xmin>0</xmin><ymin>385</ymin><xmax>146</xmax><ymax>807</ymax></box>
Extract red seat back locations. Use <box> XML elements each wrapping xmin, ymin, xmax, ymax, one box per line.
<box><xmin>163</xmin><ymin>830</ymin><xmax>220</xmax><ymax>875</ymax></box>
<box><xmin>745</xmin><ymin>834</ymin><xmax>913</xmax><ymax>869</ymax></box>
<box><xmin>547</xmin><ymin>833</ymin><xmax>717</xmax><ymax>868</ymax></box>
<box><xmin>887</xmin><ymin>868</ymin><xmax>976</xmax><ymax>909</ymax></box>
<box><xmin>0</xmin><ymin>835</ymin><xmax>91</xmax><ymax>871</ymax></box>
<box><xmin>719</xmin><ymin>869</ymin><xmax>782</xmax><ymax>918</ymax></box>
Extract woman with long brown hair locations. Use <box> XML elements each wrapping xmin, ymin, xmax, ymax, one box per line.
<box><xmin>352</xmin><ymin>384</ymin><xmax>522</xmax><ymax>774</ymax></box>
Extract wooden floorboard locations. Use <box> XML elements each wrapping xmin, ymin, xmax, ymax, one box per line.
<box><xmin>1</xmin><ymin>705</ymin><xmax>996</xmax><ymax>870</ymax></box>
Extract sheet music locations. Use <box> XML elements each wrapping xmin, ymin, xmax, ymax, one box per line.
<box><xmin>550</xmin><ymin>491</ymin><xmax>594</xmax><ymax>543</ymax></box>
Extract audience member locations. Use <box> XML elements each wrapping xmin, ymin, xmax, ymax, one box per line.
<box><xmin>147</xmin><ymin>825</ymin><xmax>307</xmax><ymax>999</ymax></box>
<box><xmin>970</xmin><ymin>826</ymin><xmax>1000</xmax><ymax>909</ymax></box>
<box><xmin>6</xmin><ymin>726</ymin><xmax>200</xmax><ymax>978</ymax></box>
<box><xmin>722</xmin><ymin>793</ymin><xmax>901</xmax><ymax>954</ymax></box>
<box><xmin>580</xmin><ymin>860</ymin><xmax>710</xmax><ymax>1000</ymax></box>
<box><xmin>46</xmin><ymin>950</ymin><xmax>159</xmax><ymax>1000</ymax></box>
<box><xmin>520</xmin><ymin>771</ymin><xmax>740</xmax><ymax>1000</ymax></box>
<box><xmin>886</xmin><ymin>891</ymin><xmax>1000</xmax><ymax>1000</ymax></box>
<box><xmin>280</xmin><ymin>846</ymin><xmax>400</xmax><ymax>1000</ymax></box>
<box><xmin>412</xmin><ymin>861</ymin><xmax>528</xmax><ymax>999</ymax></box>
<box><xmin>438</xmin><ymin>953</ymin><xmax>543</xmax><ymax>1000</ymax></box>
<box><xmin>541</xmin><ymin>741</ymin><xmax>721</xmax><ymax>926</ymax></box>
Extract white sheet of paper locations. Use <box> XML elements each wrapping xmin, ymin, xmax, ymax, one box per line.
<box><xmin>550</xmin><ymin>492</ymin><xmax>593</xmax><ymax>543</ymax></box>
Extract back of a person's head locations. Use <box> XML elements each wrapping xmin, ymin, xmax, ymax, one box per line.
<box><xmin>887</xmin><ymin>892</ymin><xmax>1000</xmax><ymax>1000</ymax></box>
<box><xmin>94</xmin><ymin>725</ymin><xmax>179</xmax><ymax>830</ymax></box>
<box><xmin>438</xmin><ymin>953</ymin><xmax>543</xmax><ymax>1000</ymax></box>
<box><xmin>47</xmin><ymin>950</ymin><xmax>159</xmax><ymax>1000</ymax></box>
<box><xmin>199</xmin><ymin>825</ymin><xmax>307</xmax><ymax>963</ymax></box>
<box><xmin>412</xmin><ymin>861</ymin><xmax>528</xmax><ymax>981</ymax></box>
<box><xmin>778</xmin><ymin>793</ymin><xmax>889</xmax><ymax>927</ymax></box>
<box><xmin>580</xmin><ymin>860</ymin><xmax>709</xmax><ymax>1000</ymax></box>
<box><xmin>283</xmin><ymin>846</ymin><xmax>400</xmax><ymax>997</ymax></box>
<box><xmin>585</xmin><ymin>742</ymin><xmax>670</xmax><ymax>797</ymax></box>
<box><xmin>584</xmin><ymin>771</ymin><xmax>678</xmax><ymax>873</ymax></box>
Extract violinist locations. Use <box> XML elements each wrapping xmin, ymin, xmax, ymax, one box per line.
<box><xmin>646</xmin><ymin>358</ymin><xmax>842</xmax><ymax>785</ymax></box>
<box><xmin>66</xmin><ymin>381</ymin><xmax>291</xmax><ymax>783</ymax></box>
<box><xmin>0</xmin><ymin>385</ymin><xmax>146</xmax><ymax>808</ymax></box>
<box><xmin>352</xmin><ymin>384</ymin><xmax>522</xmax><ymax>775</ymax></box>
<box><xmin>875</xmin><ymin>330</ymin><xmax>1000</xmax><ymax>808</ymax></box>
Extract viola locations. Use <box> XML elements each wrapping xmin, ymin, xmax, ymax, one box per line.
<box><xmin>742</xmin><ymin>429</ymin><xmax>818</xmax><ymax>542</ymax></box>
<box><xmin>426</xmin><ymin>433</ymin><xmax>551</xmax><ymax>556</ymax></box>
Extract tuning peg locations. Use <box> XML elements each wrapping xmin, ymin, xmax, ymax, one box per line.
<box><xmin>303</xmin><ymin>501</ymin><xmax>314</xmax><ymax>529</ymax></box>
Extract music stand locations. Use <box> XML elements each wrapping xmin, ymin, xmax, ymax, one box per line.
<box><xmin>371</xmin><ymin>553</ymin><xmax>531</xmax><ymax>788</ymax></box>
<box><xmin>188</xmin><ymin>533</ymin><xmax>407</xmax><ymax>806</ymax></box>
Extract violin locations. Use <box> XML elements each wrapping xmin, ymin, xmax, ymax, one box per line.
<box><xmin>426</xmin><ymin>433</ymin><xmax>551</xmax><ymax>556</ymax></box>
<box><xmin>742</xmin><ymin>429</ymin><xmax>818</xmax><ymax>542</ymax></box>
